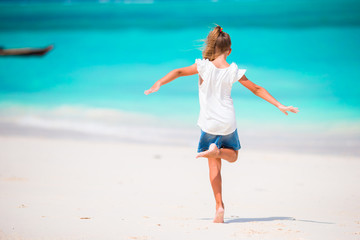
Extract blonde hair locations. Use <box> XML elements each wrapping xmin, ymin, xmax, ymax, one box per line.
<box><xmin>200</xmin><ymin>24</ymin><xmax>231</xmax><ymax>61</ymax></box>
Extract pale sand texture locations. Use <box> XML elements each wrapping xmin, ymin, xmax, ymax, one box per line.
<box><xmin>0</xmin><ymin>135</ymin><xmax>359</xmax><ymax>240</ymax></box>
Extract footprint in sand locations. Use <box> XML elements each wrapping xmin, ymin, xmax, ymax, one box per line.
<box><xmin>153</xmin><ymin>154</ymin><xmax>162</xmax><ymax>159</ymax></box>
<box><xmin>3</xmin><ymin>177</ymin><xmax>27</xmax><ymax>182</ymax></box>
<box><xmin>129</xmin><ymin>236</ymin><xmax>148</xmax><ymax>240</ymax></box>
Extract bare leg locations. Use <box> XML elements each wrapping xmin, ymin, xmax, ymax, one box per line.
<box><xmin>196</xmin><ymin>143</ymin><xmax>238</xmax><ymax>163</ymax></box>
<box><xmin>208</xmin><ymin>157</ymin><xmax>224</xmax><ymax>223</ymax></box>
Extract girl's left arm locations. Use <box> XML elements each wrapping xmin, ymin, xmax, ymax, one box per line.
<box><xmin>144</xmin><ymin>64</ymin><xmax>198</xmax><ymax>95</ymax></box>
<box><xmin>238</xmin><ymin>74</ymin><xmax>299</xmax><ymax>115</ymax></box>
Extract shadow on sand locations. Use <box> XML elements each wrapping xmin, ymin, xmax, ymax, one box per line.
<box><xmin>199</xmin><ymin>216</ymin><xmax>335</xmax><ymax>224</ymax></box>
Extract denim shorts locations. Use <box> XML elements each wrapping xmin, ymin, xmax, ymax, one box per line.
<box><xmin>197</xmin><ymin>129</ymin><xmax>241</xmax><ymax>153</ymax></box>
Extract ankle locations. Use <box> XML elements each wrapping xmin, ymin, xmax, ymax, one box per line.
<box><xmin>216</xmin><ymin>148</ymin><xmax>221</xmax><ymax>157</ymax></box>
<box><xmin>211</xmin><ymin>145</ymin><xmax>220</xmax><ymax>157</ymax></box>
<box><xmin>216</xmin><ymin>202</ymin><xmax>224</xmax><ymax>210</ymax></box>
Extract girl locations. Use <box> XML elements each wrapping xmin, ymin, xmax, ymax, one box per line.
<box><xmin>144</xmin><ymin>25</ymin><xmax>299</xmax><ymax>223</ymax></box>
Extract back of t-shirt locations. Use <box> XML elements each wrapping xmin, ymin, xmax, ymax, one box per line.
<box><xmin>195</xmin><ymin>58</ymin><xmax>246</xmax><ymax>135</ymax></box>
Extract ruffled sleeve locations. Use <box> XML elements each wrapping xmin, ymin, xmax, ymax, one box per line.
<box><xmin>232</xmin><ymin>64</ymin><xmax>247</xmax><ymax>84</ymax></box>
<box><xmin>195</xmin><ymin>58</ymin><xmax>209</xmax><ymax>80</ymax></box>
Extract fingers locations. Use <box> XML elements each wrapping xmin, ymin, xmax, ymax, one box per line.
<box><xmin>144</xmin><ymin>85</ymin><xmax>160</xmax><ymax>95</ymax></box>
<box><xmin>279</xmin><ymin>108</ymin><xmax>288</xmax><ymax>115</ymax></box>
<box><xmin>283</xmin><ymin>105</ymin><xmax>299</xmax><ymax>114</ymax></box>
<box><xmin>144</xmin><ymin>89</ymin><xmax>155</xmax><ymax>95</ymax></box>
<box><xmin>279</xmin><ymin>106</ymin><xmax>299</xmax><ymax>115</ymax></box>
<box><xmin>290</xmin><ymin>106</ymin><xmax>299</xmax><ymax>113</ymax></box>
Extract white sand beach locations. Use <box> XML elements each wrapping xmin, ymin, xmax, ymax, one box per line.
<box><xmin>0</xmin><ymin>135</ymin><xmax>359</xmax><ymax>240</ymax></box>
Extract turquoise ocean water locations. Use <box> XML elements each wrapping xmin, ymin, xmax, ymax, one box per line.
<box><xmin>0</xmin><ymin>0</ymin><xmax>359</xmax><ymax>155</ymax></box>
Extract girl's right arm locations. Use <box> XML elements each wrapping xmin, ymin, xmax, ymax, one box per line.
<box><xmin>144</xmin><ymin>64</ymin><xmax>198</xmax><ymax>95</ymax></box>
<box><xmin>238</xmin><ymin>74</ymin><xmax>299</xmax><ymax>115</ymax></box>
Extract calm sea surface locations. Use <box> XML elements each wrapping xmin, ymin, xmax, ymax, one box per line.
<box><xmin>0</xmin><ymin>0</ymin><xmax>359</xmax><ymax>154</ymax></box>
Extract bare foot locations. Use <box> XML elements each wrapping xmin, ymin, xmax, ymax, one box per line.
<box><xmin>196</xmin><ymin>143</ymin><xmax>220</xmax><ymax>159</ymax></box>
<box><xmin>213</xmin><ymin>207</ymin><xmax>224</xmax><ymax>223</ymax></box>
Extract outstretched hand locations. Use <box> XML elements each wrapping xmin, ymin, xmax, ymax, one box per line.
<box><xmin>144</xmin><ymin>82</ymin><xmax>161</xmax><ymax>95</ymax></box>
<box><xmin>277</xmin><ymin>105</ymin><xmax>299</xmax><ymax>115</ymax></box>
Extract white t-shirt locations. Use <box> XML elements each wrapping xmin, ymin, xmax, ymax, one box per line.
<box><xmin>195</xmin><ymin>58</ymin><xmax>246</xmax><ymax>135</ymax></box>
